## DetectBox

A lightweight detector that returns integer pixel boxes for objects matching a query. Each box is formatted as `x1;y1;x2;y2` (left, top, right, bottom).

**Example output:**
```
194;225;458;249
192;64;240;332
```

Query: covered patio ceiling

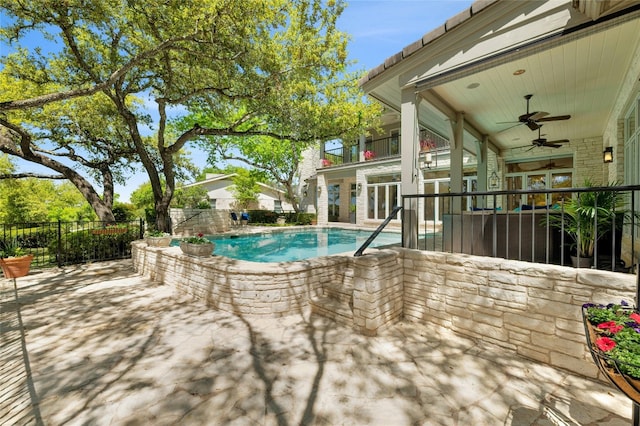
361;0;640;157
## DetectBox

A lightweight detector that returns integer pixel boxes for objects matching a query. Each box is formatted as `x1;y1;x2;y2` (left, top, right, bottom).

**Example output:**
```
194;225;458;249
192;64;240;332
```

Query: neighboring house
181;173;294;212
314;0;640;257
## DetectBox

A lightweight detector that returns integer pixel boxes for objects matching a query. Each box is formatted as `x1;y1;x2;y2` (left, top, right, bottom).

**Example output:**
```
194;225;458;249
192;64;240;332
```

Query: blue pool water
176;228;400;263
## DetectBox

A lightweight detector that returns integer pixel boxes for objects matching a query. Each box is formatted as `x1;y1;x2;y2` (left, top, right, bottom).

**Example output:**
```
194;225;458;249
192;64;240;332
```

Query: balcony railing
322;136;401;166
401;185;640;271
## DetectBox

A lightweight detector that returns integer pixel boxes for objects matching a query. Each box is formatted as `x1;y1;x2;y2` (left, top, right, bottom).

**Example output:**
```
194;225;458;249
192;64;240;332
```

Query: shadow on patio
0;260;632;425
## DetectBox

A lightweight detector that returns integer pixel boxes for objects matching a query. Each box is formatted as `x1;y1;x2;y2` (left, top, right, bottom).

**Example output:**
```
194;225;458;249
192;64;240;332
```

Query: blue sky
2;1;473;202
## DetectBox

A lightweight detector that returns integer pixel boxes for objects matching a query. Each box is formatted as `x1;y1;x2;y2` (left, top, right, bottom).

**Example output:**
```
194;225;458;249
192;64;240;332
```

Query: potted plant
582;300;640;404
0;238;34;279
179;233;215;257
363;150;375;160
547;180;627;267
145;229;172;247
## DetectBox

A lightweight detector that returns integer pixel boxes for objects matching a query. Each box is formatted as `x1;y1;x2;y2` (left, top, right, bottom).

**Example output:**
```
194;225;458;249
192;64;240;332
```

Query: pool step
310;295;353;328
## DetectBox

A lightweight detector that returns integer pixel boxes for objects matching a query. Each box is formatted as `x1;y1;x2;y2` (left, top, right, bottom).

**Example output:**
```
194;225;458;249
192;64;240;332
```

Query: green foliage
547;180;629;257
1;0;362;227
0;238;25;258
586;302;640;379
112;203;137;221
52;228;139;265
172;185;209;209
231;169;260;210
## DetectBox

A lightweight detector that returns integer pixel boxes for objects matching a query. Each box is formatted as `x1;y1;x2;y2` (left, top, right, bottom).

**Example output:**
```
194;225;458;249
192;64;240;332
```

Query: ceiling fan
528;126;570;149
499;94;571;131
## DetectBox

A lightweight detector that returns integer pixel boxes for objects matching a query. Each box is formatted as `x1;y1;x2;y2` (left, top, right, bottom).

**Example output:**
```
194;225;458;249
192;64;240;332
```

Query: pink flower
597;321;624;333
595;336;616;351
321;158;332;167
364;150;375;160
630;313;640;323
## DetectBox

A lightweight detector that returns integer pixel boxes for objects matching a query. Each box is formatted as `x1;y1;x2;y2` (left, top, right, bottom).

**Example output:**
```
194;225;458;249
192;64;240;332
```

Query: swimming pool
176;228;401;262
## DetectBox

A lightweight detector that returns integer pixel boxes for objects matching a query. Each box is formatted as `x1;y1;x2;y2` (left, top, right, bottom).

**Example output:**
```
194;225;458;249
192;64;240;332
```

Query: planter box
146;236;172;247
582;306;640;404
0;254;34;279
179;241;214;257
92;228;127;235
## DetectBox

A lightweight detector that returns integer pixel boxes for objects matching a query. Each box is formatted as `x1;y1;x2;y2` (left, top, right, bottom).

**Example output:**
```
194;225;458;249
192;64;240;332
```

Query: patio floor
0;260;633;425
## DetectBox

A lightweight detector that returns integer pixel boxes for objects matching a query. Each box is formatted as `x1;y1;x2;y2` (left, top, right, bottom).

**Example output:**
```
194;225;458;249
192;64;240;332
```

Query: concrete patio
0;260;633;425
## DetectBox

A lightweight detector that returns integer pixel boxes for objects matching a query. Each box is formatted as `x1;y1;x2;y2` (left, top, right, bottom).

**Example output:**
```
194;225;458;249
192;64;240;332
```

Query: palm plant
548;180;627;259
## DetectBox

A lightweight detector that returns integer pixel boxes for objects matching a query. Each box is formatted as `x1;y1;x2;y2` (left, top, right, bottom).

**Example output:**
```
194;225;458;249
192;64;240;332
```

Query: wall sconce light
357;183;362;191
303;191;308;198
420;152;433;169
603;146;614;163
317;186;321;195
489;171;499;189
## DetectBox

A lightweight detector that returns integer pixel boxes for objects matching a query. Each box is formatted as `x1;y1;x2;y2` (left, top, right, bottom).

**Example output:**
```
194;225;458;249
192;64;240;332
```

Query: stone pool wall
132;241;404;334
132;240;637;381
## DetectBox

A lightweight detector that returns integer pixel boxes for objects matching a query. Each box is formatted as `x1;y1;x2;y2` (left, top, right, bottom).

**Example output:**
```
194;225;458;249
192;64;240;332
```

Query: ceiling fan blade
544;144;563;148
528;111;549;121
545;139;569;144
537;114;571;122
497;123;522;133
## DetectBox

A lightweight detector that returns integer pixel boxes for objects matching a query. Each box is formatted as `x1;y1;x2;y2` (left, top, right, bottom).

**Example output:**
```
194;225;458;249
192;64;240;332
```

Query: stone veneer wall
399;247;636;381
170;208;231;235
132;241;405;335
132;240;637;380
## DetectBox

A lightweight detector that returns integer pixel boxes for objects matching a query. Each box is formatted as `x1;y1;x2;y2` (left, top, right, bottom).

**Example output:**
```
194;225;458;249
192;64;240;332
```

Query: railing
321;136;401;167
0;219;144;270
324;145;358;166
365;136;400;160
402;185;640;271
355;206;403;256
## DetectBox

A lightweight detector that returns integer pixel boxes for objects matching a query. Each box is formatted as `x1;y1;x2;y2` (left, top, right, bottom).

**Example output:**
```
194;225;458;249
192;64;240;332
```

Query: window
328;184;340;221
624;93;640;239
505;157;573;209
366;174;401;220
274;200;282;213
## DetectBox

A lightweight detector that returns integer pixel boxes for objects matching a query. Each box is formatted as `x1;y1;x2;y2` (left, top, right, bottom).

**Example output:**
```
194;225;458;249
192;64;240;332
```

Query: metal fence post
57;220;62;268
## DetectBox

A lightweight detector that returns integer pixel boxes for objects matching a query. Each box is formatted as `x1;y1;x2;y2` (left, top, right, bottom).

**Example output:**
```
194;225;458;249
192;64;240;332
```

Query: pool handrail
354;205;403;257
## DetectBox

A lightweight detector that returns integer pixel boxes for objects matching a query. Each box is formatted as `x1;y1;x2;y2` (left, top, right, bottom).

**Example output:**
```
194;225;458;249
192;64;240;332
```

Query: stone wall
400;248;636;380
170;208;231;235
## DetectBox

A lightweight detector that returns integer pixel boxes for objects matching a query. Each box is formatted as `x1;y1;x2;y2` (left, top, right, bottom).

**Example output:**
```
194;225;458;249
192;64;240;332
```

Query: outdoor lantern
603;146;614;163
489;171;499;189
357;183;362;191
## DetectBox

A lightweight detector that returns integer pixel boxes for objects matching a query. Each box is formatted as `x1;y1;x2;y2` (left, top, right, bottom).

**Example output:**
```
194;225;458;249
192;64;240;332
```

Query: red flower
197;233;204;238
597;321;623;333
630;313;640;323
596;337;616;351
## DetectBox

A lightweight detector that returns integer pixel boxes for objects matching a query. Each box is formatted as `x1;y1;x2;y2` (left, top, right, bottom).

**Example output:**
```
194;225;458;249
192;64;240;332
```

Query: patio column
476;135;489;207
449;112;464;213
400;86;419;249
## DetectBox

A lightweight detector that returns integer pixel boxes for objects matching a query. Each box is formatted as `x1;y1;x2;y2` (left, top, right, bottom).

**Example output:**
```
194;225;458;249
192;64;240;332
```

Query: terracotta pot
179;241;214;257
146;236;172;247
0;254;34;279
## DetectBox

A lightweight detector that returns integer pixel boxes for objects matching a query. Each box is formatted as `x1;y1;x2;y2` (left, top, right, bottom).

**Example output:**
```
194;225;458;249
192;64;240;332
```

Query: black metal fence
0;219;144;270
402;185;640;272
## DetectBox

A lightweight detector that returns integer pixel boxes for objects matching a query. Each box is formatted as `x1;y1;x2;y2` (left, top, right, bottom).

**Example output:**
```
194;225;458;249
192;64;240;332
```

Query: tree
1;0;376;231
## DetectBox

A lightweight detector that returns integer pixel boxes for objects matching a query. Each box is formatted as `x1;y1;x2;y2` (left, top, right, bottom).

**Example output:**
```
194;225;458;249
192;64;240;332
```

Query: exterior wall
572;136;606;185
